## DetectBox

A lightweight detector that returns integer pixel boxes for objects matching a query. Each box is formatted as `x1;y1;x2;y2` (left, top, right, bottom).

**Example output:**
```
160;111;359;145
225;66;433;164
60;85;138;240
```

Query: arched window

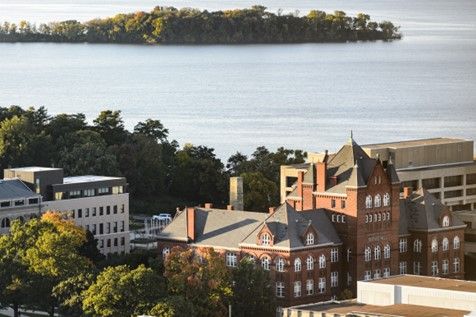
261;256;270;271
414;239;422;253
374;194;382;208
306;233;314;245
384;244;391;259
261;233;271;246
431;238;438;253
319;254;326;269
442;216;450;227
294;258;302;272
306;256;314;270
17;216;25;223
453;236;460;249
383;193;390;206
374;245;381;260
365;247;371;262
442;237;449;251
276;257;285;272
1;217;10;228
162;247;170;258
365;195;372;209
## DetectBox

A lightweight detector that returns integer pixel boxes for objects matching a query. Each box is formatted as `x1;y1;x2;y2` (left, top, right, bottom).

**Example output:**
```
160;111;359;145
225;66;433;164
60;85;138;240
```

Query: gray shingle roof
400;188;465;232
159;203;341;251
0;179;39;200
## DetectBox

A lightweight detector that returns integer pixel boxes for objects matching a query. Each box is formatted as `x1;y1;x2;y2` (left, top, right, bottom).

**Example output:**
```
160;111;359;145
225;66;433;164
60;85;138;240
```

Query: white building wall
358;280;476;311
42;193;130;254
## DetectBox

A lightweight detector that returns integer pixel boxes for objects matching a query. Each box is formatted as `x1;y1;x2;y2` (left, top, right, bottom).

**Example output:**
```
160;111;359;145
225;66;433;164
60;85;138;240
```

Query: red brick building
157;137;466;307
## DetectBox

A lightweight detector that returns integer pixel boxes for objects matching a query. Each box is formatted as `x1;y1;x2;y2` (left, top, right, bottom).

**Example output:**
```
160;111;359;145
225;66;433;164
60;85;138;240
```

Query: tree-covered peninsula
0;6;400;44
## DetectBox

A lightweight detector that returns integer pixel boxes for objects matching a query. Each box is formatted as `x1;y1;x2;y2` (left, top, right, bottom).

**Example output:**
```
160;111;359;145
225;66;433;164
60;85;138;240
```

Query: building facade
158;138;466;307
3;167;130;254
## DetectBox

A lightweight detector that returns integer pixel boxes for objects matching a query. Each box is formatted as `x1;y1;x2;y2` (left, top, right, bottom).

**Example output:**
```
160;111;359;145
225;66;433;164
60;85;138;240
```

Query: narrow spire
348;130;356;145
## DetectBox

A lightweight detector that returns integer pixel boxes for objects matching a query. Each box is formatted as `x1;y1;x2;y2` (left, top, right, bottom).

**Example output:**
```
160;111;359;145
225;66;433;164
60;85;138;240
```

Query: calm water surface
0;0;475;158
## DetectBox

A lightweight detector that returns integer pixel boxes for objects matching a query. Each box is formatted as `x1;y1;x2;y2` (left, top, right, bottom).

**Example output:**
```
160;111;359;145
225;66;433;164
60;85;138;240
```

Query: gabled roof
400;188;465;231
241;203;341;250
0;179;40;201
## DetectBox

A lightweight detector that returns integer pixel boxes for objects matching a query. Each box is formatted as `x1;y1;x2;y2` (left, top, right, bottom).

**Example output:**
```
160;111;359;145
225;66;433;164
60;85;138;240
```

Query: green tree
149;296;194;317
93;110;128;146
241;172;278;211
56;130;119;176
52;272;95;316
231;258;276;317
82;264;166;317
164;248;232;317
134;118;169;143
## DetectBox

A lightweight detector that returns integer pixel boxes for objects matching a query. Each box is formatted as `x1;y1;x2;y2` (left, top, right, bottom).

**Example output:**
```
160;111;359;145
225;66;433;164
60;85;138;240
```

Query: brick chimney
403;187;412;198
269;207;276;214
297;171;304;197
316;161;327;192
186;207;195;241
226;204;234;211
204;203;213;209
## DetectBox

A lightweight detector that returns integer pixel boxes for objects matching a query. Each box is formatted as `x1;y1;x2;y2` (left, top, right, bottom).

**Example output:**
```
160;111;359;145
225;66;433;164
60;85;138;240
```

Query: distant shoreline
0;6;401;45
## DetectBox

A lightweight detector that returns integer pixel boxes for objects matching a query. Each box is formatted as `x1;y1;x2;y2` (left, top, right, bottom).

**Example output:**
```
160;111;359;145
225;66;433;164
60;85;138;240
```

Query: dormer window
261;233;271;246
442;215;450;227
383;193;390;206
306;233;314;245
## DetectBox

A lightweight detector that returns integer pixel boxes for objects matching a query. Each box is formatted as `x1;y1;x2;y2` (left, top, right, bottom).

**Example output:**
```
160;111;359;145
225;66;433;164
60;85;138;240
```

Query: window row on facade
97;236;126;250
365;211;391;223
278;272;339;298
84;221;126;235
0;197;40;209
365;193;391;209
54;185;124;200
71;204;125;219
1;213;38;228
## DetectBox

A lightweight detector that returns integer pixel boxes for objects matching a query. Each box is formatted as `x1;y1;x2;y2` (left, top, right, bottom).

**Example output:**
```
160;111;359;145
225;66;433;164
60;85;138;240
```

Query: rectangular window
294;281;301;297
107;222;111;234
77;209;82;218
331;199;336;208
341;200;346;209
113;222;118;233
331;248;339;262
226;252;237;267
92;207;97;217
306;279;314;295
121;204;125;213
86;224;90;231
113;205;118;214
413;262;421;275
318;278;326;293
107;239;111;247
399;261;407;274
331;272;338;287
114;238;118;247
112;186;123;194
0;201;11;208
276;282;284;298
364;271;372;281
374;269;381;279
383;267;390;278
85;208;89;217
28;198;39;205
347;272;352;286
121;221;125;232
121;237;125;246
14;199;25;206
454;258;460;273
92;224;97;235
442;259;449;274
98;187;110;195
55;192;63;200
99;223;103;235
99;239;104;248
399;238;407;253
432;261;438;276
106;206;110;215
84;189;95;197
99;207;104;216
69;190;81;198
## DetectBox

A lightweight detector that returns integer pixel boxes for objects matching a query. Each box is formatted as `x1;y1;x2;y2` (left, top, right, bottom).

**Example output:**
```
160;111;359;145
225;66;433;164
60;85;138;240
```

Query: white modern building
3;167;130;254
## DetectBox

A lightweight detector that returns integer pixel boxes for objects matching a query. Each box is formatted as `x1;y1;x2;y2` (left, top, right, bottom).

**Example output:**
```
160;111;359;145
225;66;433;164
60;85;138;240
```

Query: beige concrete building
283;275;476;317
280;138;476;253
4;167;130;255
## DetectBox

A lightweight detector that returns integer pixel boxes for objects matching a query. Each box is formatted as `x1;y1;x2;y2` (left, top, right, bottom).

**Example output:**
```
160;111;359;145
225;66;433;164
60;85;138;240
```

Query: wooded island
0;6;400;44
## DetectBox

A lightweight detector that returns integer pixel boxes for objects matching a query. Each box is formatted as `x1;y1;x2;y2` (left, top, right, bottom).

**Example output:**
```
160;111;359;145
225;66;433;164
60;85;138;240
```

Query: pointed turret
386;155;400;184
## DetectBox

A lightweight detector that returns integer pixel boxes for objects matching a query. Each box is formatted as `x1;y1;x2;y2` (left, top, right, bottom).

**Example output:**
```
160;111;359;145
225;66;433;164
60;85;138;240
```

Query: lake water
0;0;475;159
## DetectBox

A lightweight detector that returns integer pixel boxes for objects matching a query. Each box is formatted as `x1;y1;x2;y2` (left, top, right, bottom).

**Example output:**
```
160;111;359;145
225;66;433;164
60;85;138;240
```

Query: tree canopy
0;6;401;44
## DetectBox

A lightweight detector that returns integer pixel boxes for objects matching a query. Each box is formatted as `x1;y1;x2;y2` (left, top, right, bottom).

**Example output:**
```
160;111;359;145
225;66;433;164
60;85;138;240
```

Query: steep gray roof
400;188;465;232
241;203;341;250
0;179;39;200
386;158;400;184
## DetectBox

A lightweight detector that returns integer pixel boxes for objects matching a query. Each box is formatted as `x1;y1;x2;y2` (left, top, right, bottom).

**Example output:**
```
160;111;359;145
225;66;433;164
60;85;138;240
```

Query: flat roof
370;275;476;293
363;137;469;149
293;301;469;317
63;175;123;184
6;166;62;172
